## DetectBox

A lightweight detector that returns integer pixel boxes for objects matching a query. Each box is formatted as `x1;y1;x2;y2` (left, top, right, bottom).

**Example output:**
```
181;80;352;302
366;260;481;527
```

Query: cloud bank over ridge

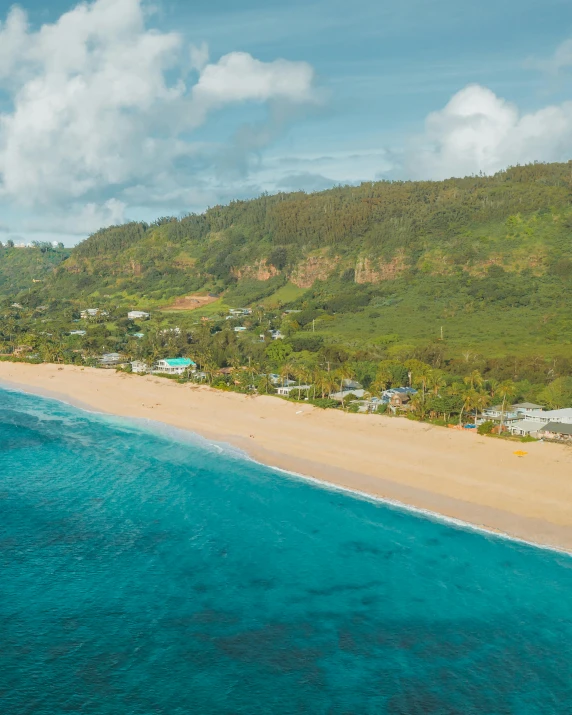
1;0;572;242
0;0;317;236
407;83;572;180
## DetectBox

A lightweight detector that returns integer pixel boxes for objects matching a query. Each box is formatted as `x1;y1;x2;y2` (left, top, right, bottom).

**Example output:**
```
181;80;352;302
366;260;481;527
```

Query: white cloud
526;37;572;75
22;199;127;236
407;84;572;179
193;52;316;109
0;0;317;234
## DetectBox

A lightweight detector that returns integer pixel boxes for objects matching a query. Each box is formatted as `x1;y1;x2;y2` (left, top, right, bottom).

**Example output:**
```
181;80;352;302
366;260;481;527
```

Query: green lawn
260;282;307;308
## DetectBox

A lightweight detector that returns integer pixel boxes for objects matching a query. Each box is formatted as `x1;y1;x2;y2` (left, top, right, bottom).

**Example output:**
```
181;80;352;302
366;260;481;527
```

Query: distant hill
0;244;70;299
8;161;572;358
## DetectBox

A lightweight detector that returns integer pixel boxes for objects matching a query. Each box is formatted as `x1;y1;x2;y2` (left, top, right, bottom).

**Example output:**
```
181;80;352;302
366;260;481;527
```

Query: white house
508;420;542;437
128;310;150;320
481;405;519;421
81;308;108;319
234;326;248;333
153;357;196;375
527;408;572;425
329;379;365;401
276;384;312;396
330;388;366;401
131;360;149;374
512;402;544;416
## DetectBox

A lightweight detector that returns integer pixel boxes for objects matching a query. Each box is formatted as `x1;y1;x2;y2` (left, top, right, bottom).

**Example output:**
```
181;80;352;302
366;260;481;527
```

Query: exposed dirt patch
232;260;280;281
354;252;407;283
162;294;219;311
290;251;340;288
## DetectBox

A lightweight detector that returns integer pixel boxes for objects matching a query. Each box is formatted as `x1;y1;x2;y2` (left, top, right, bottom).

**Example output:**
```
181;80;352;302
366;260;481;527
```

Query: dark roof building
539;422;572;438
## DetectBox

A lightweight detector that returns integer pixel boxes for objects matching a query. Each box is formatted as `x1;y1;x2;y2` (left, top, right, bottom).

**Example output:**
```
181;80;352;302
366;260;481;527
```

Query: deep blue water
1;388;572;714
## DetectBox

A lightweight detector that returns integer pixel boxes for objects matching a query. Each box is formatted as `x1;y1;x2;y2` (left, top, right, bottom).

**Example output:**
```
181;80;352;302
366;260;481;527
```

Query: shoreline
2;362;572;553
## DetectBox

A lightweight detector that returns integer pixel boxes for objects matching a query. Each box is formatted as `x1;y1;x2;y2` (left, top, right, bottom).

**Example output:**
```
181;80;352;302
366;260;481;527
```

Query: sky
1;0;572;245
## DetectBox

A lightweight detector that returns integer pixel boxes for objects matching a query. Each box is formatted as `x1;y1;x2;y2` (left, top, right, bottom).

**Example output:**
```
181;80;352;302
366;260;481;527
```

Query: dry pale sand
2;362;572;552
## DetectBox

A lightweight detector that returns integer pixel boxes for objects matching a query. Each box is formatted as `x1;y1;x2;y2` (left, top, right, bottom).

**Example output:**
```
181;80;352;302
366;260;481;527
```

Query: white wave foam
241;456;572;558
2;381;569;557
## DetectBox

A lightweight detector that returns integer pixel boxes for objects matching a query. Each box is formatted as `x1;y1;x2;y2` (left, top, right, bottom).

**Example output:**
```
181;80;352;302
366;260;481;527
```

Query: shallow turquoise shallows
1;387;572;714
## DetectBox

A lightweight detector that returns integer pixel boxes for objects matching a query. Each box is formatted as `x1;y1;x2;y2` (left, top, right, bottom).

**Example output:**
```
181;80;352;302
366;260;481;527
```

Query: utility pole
440;325;444;340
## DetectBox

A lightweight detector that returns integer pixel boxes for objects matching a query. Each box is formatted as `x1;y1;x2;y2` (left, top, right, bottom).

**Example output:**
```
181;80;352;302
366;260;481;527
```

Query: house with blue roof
153;357;196;375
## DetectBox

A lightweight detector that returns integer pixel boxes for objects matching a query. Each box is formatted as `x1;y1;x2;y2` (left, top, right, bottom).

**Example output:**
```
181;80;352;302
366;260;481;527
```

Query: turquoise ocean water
1;386;572;714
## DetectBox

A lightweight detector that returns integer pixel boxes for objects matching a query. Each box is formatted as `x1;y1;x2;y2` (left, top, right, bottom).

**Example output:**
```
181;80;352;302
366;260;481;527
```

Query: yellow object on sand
514;451;528;457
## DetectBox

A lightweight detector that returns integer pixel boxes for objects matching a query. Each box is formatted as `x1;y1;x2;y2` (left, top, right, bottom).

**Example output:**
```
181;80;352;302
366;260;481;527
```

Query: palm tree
464;370;484;390
230;353;242;371
372;363;393;393
496;380;517;431
459;388;479;427
258;372;274;394
405;359;432;399
248;359;260;388
486;378;499;400
410;391;428;420
427;370;447;396
203;359;218;385
316;370;337;399
336;363;355;397
280;362;296;387
473;391;491;425
293;365;311;399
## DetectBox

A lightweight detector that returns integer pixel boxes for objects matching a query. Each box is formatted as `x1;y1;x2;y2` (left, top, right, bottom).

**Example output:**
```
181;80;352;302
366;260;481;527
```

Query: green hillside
0;244;70;299
6;161;572;360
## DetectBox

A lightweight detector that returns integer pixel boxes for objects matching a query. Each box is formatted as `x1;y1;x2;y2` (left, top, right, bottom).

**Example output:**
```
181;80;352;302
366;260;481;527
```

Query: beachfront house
512;402;544;416
269;374;297;387
350;397;385;413
153;357;196;375
128;310;150;320
329;379;366;402
526;408;572;425
330;388;366;401
482;402;545;423
481;404;520;422
131;361;149;374
538;422;572;441
99;352;123;368
276;384;312;397
508;420;542;438
379;387;417;404
389;392;412;410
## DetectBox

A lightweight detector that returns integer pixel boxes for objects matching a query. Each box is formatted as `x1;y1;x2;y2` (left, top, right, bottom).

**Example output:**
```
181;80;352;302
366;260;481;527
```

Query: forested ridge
3;161;572;359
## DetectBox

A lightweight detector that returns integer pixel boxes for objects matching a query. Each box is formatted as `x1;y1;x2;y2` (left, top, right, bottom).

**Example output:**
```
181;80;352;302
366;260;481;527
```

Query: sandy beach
1;361;572;552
